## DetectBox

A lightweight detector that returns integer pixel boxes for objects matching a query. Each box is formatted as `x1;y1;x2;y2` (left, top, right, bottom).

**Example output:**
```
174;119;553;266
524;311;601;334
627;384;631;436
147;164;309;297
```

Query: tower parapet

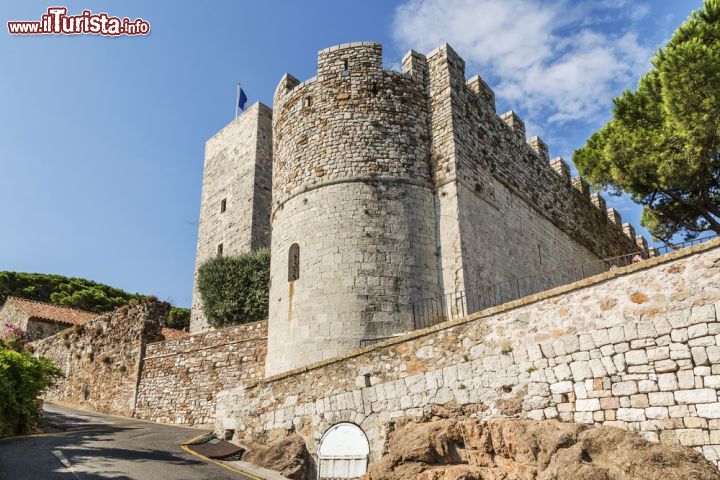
590;192;606;212
607;208;623;227
571;177;590;198
622;223;636;240
500;111;525;140
635;235;649;251
527;136;549;161
550;157;571;185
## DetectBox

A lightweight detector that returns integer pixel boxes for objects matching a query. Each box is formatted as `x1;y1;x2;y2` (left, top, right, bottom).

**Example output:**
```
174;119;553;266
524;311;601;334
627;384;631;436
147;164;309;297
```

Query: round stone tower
265;42;440;376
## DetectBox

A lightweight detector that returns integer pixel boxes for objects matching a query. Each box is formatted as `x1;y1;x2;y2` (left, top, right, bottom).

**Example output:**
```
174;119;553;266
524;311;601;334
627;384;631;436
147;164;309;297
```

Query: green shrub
197;248;270;328
0;341;62;437
167;307;191;330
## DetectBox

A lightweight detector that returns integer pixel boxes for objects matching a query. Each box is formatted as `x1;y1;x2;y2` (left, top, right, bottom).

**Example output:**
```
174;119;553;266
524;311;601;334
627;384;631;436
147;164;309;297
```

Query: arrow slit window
289;243;300;281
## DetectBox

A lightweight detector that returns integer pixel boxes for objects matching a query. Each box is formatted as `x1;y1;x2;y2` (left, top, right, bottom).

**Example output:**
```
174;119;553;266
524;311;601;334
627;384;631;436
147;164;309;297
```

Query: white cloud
392;0;652;127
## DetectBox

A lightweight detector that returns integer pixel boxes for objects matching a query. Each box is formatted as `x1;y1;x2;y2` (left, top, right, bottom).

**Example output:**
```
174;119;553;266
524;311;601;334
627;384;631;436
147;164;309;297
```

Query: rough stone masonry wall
31;301;167;417
216;240;720;468
190;102;273;333
134;320;267;425
266;42;440;376
422;44;638;294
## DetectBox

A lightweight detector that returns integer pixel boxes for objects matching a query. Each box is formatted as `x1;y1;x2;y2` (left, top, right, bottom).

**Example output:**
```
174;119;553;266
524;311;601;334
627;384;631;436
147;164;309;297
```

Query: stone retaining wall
134;320;267;425
31;301;167;416
215;239;720;467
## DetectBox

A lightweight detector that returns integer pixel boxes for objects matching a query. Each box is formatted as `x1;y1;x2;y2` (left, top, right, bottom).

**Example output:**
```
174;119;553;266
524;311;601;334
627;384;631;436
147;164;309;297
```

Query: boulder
243;434;311;480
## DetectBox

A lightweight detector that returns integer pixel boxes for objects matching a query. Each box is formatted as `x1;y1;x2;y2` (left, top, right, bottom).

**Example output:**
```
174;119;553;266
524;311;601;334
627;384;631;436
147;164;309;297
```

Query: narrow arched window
288;243;300;281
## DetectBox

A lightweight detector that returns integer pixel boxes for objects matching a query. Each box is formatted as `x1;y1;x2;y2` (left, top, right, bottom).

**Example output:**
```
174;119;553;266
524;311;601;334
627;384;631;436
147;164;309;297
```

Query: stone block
574;411;594;424
617;408;646;422
647;347;670;362
576;398;601;412
630;394;649;408
600;397;620;410
705;375;720;389
570;361;592;381
553;363;572;381
692;347;709;366
648;392;675;407
645;407;669;420
658;373;679;391
638;379;658;393
677;370;696;389
588;359;607;378
696;402;720;419
655;359;678;373
669;405;690;417
676;429;709;447
612;381;638;396
674;388;717;404
707;346;720;364
689;323;709;339
550;381;573;394
625;350;648;366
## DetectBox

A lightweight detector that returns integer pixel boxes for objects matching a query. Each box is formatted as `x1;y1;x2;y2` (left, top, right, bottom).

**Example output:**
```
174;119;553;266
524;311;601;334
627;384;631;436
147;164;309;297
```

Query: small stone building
0;297;98;341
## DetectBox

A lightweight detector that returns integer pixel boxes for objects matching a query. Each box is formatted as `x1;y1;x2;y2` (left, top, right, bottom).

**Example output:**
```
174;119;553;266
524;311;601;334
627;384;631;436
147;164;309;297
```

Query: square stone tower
190;102;273;333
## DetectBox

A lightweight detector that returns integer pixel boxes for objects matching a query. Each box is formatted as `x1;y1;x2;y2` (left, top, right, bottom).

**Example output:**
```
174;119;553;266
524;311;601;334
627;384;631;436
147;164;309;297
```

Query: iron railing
412;235;717;330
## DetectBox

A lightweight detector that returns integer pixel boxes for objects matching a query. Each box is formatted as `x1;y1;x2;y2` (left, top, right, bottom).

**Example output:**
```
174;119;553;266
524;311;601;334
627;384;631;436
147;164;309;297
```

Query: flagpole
235;83;241;119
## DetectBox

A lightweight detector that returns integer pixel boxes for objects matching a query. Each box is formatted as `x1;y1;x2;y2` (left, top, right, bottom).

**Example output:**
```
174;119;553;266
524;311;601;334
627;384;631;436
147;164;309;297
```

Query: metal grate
413;235;717;331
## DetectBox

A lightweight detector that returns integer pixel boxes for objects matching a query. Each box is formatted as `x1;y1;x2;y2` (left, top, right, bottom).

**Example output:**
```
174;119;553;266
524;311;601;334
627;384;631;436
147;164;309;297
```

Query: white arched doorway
317;423;370;479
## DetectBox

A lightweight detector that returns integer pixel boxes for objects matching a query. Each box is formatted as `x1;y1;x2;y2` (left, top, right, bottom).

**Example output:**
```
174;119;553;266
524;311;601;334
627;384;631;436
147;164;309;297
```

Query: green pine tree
574;0;720;243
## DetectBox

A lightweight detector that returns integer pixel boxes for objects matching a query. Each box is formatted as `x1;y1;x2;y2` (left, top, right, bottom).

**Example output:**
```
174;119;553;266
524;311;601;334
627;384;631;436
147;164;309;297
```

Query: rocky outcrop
364;417;720;480
243;434;311;480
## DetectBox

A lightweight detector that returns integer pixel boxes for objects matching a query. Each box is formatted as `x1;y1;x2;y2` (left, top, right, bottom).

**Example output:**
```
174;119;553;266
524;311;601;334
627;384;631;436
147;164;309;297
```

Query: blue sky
0;0;704;307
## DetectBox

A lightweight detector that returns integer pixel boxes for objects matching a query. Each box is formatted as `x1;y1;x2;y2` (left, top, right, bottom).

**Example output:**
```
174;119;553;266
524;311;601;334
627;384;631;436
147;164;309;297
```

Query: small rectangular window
342;59;349;76
217;243;224;256
220;199;227;213
288;243;300;281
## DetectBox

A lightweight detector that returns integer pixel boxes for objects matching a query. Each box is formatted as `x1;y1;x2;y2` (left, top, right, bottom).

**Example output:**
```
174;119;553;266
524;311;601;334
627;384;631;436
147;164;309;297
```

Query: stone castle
190;42;643;376
24;41;720;477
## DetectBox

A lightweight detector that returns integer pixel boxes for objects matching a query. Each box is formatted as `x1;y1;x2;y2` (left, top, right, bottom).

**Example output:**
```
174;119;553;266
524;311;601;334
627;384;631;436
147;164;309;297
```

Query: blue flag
238;88;248;111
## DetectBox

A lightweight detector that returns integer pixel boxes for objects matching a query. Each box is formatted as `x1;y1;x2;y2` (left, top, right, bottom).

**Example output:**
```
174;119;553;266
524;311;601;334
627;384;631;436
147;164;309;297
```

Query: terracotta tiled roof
161;327;188;341
3;297;98;325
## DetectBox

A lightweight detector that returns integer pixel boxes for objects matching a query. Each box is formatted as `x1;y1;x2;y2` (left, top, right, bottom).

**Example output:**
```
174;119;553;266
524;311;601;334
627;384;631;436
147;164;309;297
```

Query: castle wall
31;302;167;417
216;240;720;468
266;43;440;376
190;102;273;333
425;44;638;293
134;320;267;425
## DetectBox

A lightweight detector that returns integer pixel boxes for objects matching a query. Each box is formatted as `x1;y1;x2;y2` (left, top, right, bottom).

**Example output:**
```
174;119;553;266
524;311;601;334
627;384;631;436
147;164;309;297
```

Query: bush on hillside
197;248;270;328
0;339;62;437
167;307;191;330
0;271;143;313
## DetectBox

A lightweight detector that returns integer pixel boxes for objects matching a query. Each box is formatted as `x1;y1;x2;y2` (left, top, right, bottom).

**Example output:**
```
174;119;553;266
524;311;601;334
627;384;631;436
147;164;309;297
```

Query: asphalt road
0;403;252;480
